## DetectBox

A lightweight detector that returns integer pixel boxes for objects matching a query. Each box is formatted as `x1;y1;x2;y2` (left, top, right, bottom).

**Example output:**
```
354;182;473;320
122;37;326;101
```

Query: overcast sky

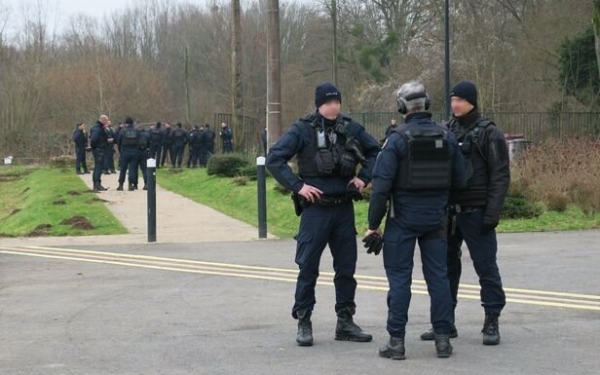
1;0;315;37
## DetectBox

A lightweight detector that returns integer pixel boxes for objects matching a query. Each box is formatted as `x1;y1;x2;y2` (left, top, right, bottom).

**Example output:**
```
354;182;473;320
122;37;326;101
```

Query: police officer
161;122;173;167
366;82;467;360
90;115;110;192
384;118;398;139
201;124;216;166
136;123;150;190
420;81;510;346
103;121;116;174
220;122;233;153
149;121;164;165
73;123;89;174
266;82;380;347
116;117;140;191
171;122;187;168
187;125;203;168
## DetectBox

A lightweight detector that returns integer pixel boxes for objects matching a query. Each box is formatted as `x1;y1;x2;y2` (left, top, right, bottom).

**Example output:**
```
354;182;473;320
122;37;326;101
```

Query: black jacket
450;111;510;223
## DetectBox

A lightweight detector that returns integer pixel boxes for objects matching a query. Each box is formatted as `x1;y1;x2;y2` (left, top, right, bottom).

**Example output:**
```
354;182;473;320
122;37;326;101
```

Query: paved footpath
0;171;273;248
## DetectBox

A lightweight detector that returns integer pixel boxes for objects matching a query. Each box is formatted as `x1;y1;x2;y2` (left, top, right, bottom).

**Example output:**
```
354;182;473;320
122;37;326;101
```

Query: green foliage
502;195;543;220
206;153;251;177
0;167;126;237
558;27;600;107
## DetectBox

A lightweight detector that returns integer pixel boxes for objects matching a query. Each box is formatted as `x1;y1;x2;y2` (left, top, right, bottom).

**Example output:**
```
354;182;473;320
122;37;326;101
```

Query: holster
292;192;303;217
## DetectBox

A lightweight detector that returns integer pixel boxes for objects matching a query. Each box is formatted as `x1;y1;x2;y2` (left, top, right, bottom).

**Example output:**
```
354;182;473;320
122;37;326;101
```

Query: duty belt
452;204;485;214
312;195;349;207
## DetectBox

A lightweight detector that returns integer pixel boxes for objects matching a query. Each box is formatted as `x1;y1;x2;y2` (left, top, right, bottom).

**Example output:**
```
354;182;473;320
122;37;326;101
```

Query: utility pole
267;0;282;146
444;0;451;121
331;0;338;85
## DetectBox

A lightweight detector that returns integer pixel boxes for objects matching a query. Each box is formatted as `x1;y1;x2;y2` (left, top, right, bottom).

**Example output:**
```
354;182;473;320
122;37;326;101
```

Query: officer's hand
298;184;323;203
365;228;382;237
362;229;384;256
481;215;499;234
349;177;366;192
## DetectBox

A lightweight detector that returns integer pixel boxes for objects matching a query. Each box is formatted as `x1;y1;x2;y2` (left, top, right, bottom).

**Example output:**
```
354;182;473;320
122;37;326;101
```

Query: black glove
346;182;364;202
362;233;384;255
481;210;500;234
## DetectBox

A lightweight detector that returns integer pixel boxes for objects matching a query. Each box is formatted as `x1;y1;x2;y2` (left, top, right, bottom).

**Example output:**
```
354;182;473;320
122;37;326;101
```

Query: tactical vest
121;127;139;147
151;129;162;142
450;117;494;204
393;123;452;190
173;128;185;140
192;132;203;147
138;131;149;149
296;115;360;178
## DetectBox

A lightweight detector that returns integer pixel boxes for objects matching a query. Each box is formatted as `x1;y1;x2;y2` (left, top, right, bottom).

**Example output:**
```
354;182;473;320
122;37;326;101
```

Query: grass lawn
0;167;127;237
158;168;600;238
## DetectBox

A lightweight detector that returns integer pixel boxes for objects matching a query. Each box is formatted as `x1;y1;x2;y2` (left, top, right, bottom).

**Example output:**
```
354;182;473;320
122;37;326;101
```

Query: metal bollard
257;156;267;239
147;158;157;243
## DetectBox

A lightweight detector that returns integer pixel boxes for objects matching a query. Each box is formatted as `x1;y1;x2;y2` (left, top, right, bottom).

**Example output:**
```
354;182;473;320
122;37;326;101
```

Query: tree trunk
267;0;281;146
231;0;244;145
594;0;600;79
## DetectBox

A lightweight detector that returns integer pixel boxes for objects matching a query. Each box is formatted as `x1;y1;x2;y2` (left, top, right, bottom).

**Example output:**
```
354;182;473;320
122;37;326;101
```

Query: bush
207;154;251;177
232;176;249;186
502;195;543;219
49;155;75;168
274;181;291;195
238;165;258;180
513;138;600;215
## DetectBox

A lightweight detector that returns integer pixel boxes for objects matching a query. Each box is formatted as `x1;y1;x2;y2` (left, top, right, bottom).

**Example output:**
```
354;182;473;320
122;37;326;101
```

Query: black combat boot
434;334;453;358
482;312;500;345
117;183;124;191
296;310;313;347
379;337;405;360
128;183;135;191
142;184;147;190
335;307;372;342
420;324;458;341
93;183;107;192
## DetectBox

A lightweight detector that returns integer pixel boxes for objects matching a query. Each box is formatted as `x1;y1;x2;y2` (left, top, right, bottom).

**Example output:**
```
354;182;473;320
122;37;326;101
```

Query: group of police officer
76;118;235;192
266;80;510;360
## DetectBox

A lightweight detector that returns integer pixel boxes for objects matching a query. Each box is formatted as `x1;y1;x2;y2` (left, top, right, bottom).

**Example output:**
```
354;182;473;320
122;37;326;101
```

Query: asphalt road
1;230;599;375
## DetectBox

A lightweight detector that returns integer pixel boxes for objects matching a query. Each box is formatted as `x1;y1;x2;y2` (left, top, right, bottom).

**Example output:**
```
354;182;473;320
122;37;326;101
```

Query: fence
2;112;599;164
213;113;265;156
350;112;600;143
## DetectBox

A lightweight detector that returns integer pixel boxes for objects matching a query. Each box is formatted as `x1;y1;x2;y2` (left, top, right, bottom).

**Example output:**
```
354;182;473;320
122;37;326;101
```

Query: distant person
90;115;110;192
73;123;89;175
116;117;140;191
220;122;233;153
161;122;174;167
171;122;187;168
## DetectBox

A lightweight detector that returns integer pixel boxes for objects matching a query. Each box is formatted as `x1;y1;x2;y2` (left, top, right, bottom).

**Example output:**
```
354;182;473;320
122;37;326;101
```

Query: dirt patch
29;224;52;237
82;189;95;194
53;199;67;205
67;190;81;196
88;197;108;203
60;216;95;230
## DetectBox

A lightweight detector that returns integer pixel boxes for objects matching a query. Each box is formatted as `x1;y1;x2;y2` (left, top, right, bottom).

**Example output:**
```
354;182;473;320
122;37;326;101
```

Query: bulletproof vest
297;115;360;178
394;123;452;190
121;127;139;147
173;128;185;140
192;132;203;147
451;117;493;199
151;129;162;142
138;131;149;149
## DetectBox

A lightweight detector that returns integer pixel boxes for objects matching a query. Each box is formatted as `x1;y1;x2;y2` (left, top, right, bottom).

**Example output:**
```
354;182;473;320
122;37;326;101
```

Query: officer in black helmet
366;81;467;360
420;81;510;346
266;82;380;347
